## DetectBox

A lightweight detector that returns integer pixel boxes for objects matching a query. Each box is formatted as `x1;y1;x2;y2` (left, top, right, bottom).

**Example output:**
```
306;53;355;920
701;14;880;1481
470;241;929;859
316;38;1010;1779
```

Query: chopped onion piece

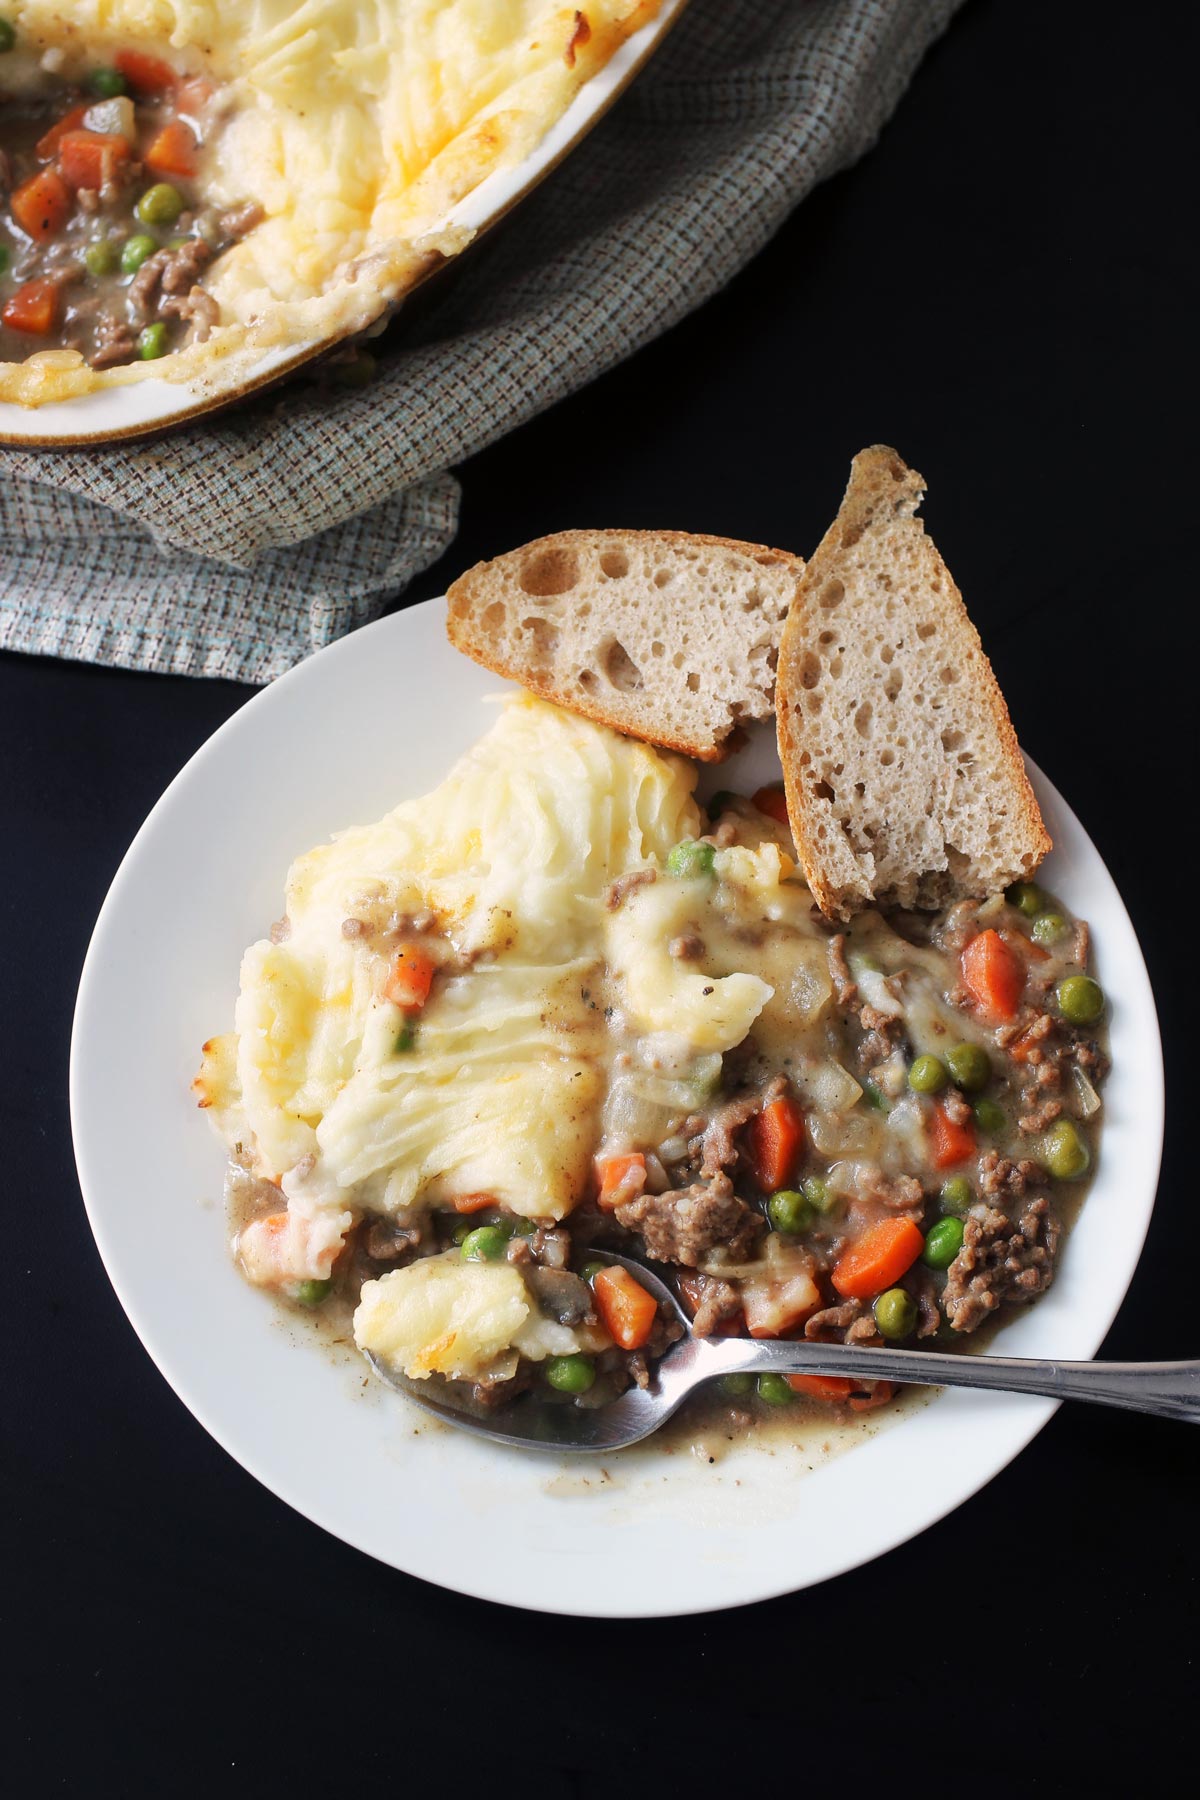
1071;1065;1102;1118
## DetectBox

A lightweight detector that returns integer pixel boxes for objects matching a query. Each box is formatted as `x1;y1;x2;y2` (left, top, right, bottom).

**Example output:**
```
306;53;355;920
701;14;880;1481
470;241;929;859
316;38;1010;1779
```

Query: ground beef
615;1173;765;1265
941;1086;974;1128
846;1314;883;1344
857;1005;905;1074
859;1166;925;1213
906;1267;942;1338
936;900;982;954
127;238;214;326
470;1368;534;1410
529;1226;571;1269
827;933;857;1005
683;1272;742;1337
364;1213;426;1261
698;1074;787;1179
978;1150;1044;1201
218;200;266;237
1018;1098;1063;1133
160;283;220;341
804;1297;863;1340
942;1197;1060;1332
89;317;138;369
604;868;655;910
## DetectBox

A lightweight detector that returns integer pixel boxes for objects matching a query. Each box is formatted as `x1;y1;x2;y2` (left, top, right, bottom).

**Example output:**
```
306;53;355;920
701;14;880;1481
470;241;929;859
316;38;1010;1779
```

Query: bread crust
447;528;806;762
777;447;1051;918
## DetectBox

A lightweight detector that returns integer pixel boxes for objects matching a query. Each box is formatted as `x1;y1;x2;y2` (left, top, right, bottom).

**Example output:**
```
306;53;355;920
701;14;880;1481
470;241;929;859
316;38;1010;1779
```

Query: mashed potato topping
0;1;663;403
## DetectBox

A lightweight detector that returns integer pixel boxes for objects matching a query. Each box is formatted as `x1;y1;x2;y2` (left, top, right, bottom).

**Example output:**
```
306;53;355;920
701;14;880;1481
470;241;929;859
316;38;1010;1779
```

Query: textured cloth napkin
0;0;962;684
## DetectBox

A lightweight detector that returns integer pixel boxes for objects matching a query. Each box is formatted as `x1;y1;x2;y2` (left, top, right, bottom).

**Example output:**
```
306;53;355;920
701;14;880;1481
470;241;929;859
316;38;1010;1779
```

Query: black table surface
7;2;1196;1791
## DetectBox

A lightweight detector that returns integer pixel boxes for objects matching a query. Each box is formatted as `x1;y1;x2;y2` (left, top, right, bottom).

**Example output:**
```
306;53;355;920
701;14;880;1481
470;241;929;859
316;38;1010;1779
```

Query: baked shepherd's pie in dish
0;0;669;409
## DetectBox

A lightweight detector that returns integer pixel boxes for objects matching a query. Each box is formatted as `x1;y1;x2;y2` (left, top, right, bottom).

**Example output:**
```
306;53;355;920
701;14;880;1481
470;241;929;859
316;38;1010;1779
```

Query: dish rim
69;596;1165;1616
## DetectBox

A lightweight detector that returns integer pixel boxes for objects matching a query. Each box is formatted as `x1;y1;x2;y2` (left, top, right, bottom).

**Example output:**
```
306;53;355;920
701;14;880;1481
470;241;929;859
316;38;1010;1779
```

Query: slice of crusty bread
777;446;1050;918
446;529;806;761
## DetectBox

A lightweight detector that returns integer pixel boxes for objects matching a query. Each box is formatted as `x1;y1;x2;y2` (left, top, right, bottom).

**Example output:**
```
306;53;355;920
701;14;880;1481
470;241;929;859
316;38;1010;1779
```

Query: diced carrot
596;1152;646;1211
849;1380;896;1413
961;928;1025;1023
9;169;71;241
752;783;791;827
593;1265;658;1351
832;1217;924;1300
742;1264;821;1337
928;1098;977;1169
35;104;89;160
145;117;198;177
451;1192;496;1215
58;130;131;192
382;943;435;1009
744;1093;805;1192
115;48;179;95
785;1373;855;1402
2;279;61;335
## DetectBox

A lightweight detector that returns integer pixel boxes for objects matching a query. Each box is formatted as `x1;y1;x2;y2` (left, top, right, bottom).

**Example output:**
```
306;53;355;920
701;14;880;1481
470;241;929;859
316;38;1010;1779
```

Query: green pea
449;1219;474;1245
393;1021;417;1053
460;1225;510;1262
973;1097;1007;1135
719;1372;755;1397
581;1259;607;1284
922;1216;966;1269
544;1354;596;1395
87;67;127;97
293;1278;332;1307
136;183;185;227
666;839;716;880
1032;912;1068;946
1056;975;1104;1026
84;239;120;277
1042;1118;1090;1180
0;20;15;54
756;1373;794;1407
707;790;739;816
510;1216;538;1237
137;322;170;361
801;1175;837;1215
767;1189;814;1235
945;1042;990;1092
862;1079;890;1114
873;1288;917;1341
940;1175;973;1212
0;244;9;278
1005;881;1044;918
120;234;158;274
908;1054;948;1095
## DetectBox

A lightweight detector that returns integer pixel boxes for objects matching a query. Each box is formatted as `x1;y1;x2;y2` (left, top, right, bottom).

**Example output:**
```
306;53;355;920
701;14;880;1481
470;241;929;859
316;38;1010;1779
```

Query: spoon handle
708;1339;1200;1423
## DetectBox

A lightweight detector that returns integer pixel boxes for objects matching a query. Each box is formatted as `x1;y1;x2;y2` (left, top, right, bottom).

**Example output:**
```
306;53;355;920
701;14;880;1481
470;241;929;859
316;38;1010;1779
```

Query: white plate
0;0;687;445
70;598;1164;1617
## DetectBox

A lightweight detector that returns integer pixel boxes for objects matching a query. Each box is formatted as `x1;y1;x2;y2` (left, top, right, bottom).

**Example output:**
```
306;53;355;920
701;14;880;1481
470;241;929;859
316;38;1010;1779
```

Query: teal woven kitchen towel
0;0;963;684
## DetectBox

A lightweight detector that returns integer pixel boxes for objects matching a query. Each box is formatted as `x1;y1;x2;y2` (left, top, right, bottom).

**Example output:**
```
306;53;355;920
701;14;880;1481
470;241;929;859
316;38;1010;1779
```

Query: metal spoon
364;1251;1200;1451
